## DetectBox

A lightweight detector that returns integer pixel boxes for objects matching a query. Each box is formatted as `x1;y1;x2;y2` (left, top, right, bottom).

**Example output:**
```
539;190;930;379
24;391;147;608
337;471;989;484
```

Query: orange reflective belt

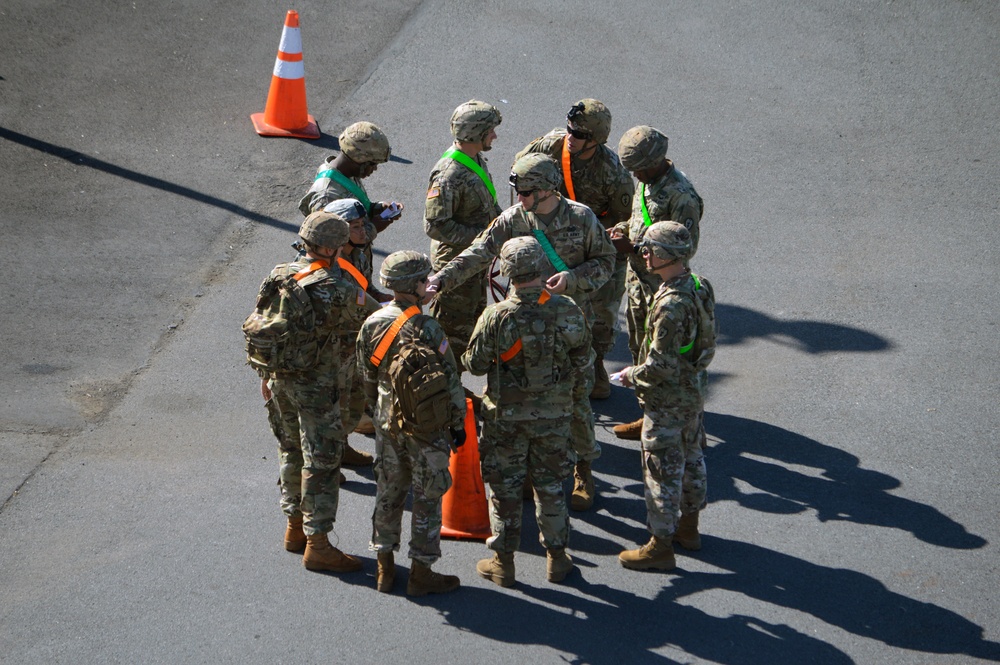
293;259;330;281
500;338;522;362
336;257;369;291
370;305;420;367
561;138;576;202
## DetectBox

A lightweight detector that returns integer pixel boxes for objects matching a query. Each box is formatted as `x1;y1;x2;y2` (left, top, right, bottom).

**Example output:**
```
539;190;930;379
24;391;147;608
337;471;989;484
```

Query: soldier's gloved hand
450;427;466;450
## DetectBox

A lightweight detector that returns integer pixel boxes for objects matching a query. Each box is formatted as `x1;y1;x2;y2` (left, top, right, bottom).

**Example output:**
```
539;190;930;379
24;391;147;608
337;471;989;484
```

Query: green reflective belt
316;169;372;212
640;183;653;227
532;229;569;272
442;149;496;202
677;275;702;354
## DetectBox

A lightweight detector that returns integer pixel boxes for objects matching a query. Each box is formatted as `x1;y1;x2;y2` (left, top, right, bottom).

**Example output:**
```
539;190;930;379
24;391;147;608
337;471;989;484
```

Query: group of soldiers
249;97;715;596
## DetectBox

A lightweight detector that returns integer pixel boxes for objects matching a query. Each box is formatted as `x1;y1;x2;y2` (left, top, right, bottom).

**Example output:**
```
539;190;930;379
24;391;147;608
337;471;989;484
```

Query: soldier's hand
546;272;569;294
450;426;466;450
611;234;634;254
424;275;441;303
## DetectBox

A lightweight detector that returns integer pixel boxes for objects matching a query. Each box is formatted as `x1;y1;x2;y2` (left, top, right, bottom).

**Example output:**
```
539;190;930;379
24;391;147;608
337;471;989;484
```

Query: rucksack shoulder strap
370;305;421;367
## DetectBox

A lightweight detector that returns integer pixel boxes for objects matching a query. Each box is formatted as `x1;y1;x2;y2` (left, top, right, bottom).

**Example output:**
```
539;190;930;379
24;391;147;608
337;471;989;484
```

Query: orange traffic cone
441;398;492;541
250;10;320;139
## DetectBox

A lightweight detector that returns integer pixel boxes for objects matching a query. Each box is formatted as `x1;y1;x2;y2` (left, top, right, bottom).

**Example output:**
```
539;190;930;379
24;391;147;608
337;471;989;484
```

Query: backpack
676;273;717;372
242;262;331;374
386;315;454;439
498;298;562;393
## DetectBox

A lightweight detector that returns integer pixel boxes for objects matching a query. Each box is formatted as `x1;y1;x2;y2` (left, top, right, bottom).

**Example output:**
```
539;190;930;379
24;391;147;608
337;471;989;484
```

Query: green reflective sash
640;183;653;227
532;229;569;273
442;149;496;202
646;273;702;354
316;169;372;212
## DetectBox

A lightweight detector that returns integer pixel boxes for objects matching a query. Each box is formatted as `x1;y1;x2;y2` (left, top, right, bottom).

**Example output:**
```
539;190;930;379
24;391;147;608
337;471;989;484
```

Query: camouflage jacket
257;256;374;383
298;155;380;248
423;147;503;269
625;271;707;409
463;285;591;421
516;129;634;229
615;161;703;294
356;301;466;433
436;197;616;308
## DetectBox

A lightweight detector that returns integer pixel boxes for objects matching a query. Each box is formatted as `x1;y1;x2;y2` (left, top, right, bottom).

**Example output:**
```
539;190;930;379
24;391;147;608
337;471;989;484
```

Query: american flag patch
356;288;366;306
427;187;440;199
438;338;449;355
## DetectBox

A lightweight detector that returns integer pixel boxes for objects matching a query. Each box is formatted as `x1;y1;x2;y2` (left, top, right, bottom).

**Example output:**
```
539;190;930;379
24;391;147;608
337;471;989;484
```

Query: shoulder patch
427;186;441;199
438;338;450;355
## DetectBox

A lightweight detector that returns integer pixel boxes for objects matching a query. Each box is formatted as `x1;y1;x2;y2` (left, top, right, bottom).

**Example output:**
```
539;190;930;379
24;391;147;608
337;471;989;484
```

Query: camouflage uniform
623;270;710;538
435;196;614;463
258;258;372;536
335;248;381;432
357;301;466;565
423;151;503;367
463;281;590;553
616;161;703;364
516;129;633;357
299;161;379;265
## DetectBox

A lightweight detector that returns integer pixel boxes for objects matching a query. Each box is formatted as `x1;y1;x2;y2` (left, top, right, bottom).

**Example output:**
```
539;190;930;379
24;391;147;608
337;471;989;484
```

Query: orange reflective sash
336;257;369;291
500;338;522;362
561;138;576;202
293;259;330;281
538;289;551;304
370;305;420;367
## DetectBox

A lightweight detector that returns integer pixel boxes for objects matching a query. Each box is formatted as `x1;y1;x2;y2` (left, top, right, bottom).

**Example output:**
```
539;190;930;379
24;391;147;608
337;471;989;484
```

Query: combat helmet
323;198;367;222
339;121;391;164
618;125;669;171
450;100;503;143
499;236;545;283
299;211;350;250
566;98;612;144
637;221;692;262
380;250;432;293
509;153;563;192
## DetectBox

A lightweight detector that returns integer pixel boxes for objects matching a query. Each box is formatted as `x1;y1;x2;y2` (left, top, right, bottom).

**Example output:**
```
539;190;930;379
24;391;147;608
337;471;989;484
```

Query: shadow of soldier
706;412;987;549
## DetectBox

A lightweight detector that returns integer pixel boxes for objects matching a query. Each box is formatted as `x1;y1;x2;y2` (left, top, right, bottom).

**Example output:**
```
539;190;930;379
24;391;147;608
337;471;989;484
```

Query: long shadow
715;303;892;354
1;126;298;231
707;413;986;549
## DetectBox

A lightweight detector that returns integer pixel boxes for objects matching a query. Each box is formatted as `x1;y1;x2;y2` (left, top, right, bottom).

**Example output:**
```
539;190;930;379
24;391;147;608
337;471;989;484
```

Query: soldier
610;126;704;441
357;251;466;596
426;153;615;512
253;212;374;573
514;99;634;399
613;222;715;571
464;237;591;587
424;100;504;374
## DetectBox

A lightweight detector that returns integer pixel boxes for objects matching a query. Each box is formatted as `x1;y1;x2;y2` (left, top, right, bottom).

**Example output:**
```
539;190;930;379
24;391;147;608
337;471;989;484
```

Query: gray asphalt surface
2;1;998;663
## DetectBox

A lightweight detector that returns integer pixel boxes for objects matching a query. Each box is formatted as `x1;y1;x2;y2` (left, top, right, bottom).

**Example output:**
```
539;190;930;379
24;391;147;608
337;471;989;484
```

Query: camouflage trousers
370;427;453;565
590;254;627;358
640;407;708;539
337;335;366;432
480;417;575;553
429;271;487;372
625;278;652;366
571;351;601;462
267;376;345;536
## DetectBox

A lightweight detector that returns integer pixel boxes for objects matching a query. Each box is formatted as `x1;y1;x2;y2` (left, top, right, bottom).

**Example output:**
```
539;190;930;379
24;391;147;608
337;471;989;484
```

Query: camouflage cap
499;236;545;283
639;221;692;262
566;98;612;144
339;121;391;164
450;100;502;143
509;153;562;192
323;198;367;222
618;125;669;171
379;250;432;292
299;211;350;249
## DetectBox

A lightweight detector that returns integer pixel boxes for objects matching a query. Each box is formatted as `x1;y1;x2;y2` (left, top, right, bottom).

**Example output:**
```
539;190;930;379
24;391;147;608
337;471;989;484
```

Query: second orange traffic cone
441;398;492;541
250;10;320;139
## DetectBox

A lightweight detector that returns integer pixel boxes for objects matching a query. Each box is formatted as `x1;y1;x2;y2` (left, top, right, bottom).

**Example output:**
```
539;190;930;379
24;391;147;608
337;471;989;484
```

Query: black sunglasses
516;189;535;198
566;125;592;140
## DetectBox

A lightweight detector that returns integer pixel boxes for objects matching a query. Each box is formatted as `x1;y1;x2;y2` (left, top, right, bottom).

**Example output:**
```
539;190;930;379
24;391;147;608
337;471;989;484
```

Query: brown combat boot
376;551;395;593
618;536;676;571
302;533;363;573
406;561;460;597
353;413;376;435
342;444;374;467
590;358;611;399
284;515;306;553
476;552;515;587
546;548;574;583
612;418;644;440
673;512;702;551
570;460;595;511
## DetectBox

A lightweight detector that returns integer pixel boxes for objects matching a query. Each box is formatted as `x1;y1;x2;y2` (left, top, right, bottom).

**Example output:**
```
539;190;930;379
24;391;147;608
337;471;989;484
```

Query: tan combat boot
353;413;376;435
406;561;460;597
618;536;676;571
546;548;574;583
376;551;395;593
476;552;515;587
284;515;306;553
302;533;363;573
342;444;374;467
570;460;595;511
590;357;611;399
612;418;644;440
673;512;702;551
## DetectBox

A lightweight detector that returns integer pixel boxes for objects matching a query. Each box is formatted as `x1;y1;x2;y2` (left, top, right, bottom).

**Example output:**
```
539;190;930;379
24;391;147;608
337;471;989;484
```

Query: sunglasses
566;125;592;141
516;189;536;198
